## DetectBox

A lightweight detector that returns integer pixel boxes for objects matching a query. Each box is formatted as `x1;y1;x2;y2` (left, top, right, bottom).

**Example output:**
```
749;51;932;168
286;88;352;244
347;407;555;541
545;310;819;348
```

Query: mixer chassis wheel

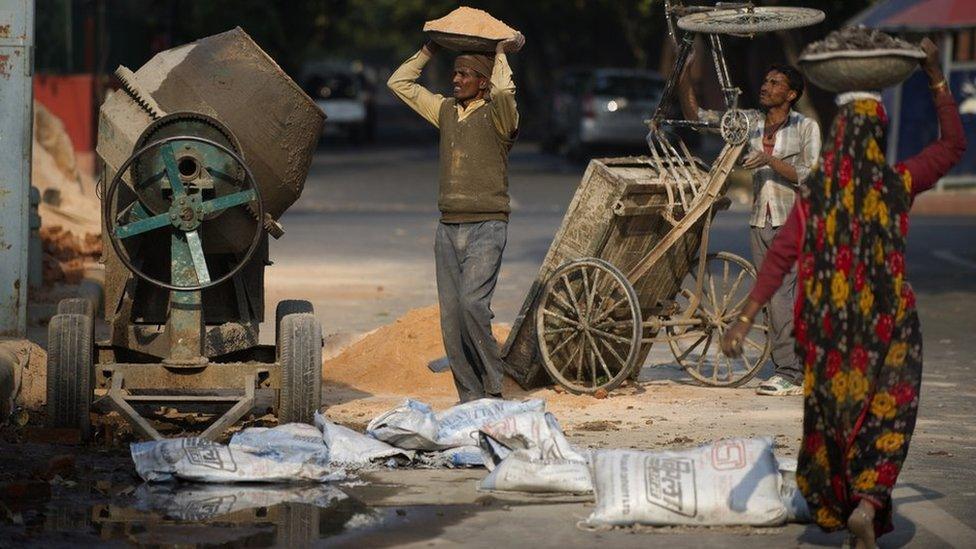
276;300;314;353
278;313;323;424
46;313;94;440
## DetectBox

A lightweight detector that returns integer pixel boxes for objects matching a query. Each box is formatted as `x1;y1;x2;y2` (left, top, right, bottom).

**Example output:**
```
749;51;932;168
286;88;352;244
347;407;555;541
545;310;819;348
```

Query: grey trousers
750;223;802;384
435;220;507;402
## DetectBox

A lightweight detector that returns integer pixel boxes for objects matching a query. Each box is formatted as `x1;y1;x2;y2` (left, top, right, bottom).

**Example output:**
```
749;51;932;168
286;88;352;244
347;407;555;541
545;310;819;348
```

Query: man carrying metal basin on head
387;15;525;403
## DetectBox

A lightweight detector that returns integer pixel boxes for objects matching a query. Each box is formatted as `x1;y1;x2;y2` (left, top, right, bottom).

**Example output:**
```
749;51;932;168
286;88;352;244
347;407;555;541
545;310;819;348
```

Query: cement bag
435;398;545;448
315;412;414;467
367;398;545;451
477;411;585;469
477;411;591;494
585;438;788;527
480;454;593;494
134;483;348;521
131;425;344;483
775;456;811;523
366;399;442;450
419;445;485;468
230;422;329;459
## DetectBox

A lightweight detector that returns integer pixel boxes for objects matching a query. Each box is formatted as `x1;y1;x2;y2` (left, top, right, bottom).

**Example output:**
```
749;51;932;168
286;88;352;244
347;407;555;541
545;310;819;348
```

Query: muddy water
3;478;481;547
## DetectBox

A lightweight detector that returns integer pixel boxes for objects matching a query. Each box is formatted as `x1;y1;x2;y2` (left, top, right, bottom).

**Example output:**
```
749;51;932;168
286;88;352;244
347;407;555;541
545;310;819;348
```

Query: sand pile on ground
32;102;102;284
424;6;516;39
323;305;512;398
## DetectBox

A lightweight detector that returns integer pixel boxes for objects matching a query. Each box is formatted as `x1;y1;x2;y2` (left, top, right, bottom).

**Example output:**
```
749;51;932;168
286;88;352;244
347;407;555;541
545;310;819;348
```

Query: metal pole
64;0;72;72
0;0;35;337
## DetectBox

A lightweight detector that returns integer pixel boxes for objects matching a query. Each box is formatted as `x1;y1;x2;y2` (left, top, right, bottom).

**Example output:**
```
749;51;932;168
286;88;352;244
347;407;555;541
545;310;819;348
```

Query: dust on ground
322;305;804;454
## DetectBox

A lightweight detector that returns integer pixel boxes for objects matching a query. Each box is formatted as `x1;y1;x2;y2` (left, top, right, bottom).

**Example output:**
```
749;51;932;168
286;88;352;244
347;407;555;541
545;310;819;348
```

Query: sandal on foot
756;375;803;396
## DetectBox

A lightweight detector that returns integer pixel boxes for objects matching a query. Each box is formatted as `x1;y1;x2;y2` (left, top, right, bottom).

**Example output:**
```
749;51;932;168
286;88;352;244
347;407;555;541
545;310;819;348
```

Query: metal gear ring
720;109;750;145
104;135;264;292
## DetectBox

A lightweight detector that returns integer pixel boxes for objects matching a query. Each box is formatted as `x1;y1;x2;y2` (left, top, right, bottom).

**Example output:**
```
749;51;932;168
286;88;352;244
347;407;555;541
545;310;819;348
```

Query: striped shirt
701;108;821;227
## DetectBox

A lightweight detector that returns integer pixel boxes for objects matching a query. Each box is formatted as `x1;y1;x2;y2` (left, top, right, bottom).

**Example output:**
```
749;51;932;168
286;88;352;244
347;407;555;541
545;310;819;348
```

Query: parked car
302;63;376;143
544;68;665;159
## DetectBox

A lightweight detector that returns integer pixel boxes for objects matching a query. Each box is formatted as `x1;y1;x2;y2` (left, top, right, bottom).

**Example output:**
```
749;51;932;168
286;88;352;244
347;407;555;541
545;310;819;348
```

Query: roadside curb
912;191;976;216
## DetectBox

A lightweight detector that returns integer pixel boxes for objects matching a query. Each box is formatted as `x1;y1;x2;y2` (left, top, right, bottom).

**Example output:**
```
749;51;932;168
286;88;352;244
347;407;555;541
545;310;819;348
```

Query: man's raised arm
489;32;525;139
387;42;447;128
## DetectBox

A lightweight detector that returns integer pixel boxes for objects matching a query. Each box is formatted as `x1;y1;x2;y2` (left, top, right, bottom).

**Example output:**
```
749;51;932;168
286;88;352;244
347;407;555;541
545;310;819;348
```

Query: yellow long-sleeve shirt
387;49;519;138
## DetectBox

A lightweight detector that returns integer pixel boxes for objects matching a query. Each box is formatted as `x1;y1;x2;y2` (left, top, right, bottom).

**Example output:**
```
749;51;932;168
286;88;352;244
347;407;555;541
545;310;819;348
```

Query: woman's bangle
737;314;753;325
929;79;948;92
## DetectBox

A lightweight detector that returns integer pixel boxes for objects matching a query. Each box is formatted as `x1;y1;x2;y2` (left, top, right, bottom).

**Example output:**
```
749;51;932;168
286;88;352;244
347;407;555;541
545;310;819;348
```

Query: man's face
759;70;797;109
452;67;487;102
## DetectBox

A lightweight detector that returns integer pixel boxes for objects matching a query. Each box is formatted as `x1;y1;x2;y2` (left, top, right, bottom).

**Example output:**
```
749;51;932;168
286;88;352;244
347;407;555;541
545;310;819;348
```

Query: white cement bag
315;412;414;466
367;398;546;451
435;399;546;448
230;423;328;460
585;438;788;527
477;411;586;469
775;456;811;523
131;425;345;483
477;412;592;494
419;445;485;468
366;399;443;450
480;454;593;494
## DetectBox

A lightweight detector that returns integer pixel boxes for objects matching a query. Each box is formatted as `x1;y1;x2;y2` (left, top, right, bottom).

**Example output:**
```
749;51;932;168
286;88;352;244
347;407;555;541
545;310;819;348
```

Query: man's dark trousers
435;220;507;402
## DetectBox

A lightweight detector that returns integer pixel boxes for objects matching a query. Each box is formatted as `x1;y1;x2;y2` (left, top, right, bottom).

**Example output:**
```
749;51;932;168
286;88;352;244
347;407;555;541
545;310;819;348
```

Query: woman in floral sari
722;38;965;548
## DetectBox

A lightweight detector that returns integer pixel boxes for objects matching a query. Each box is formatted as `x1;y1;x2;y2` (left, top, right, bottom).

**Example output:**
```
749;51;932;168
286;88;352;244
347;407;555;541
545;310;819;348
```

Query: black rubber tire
276;300;314;354
57;297;94;317
278;313;322;424
276;300;314;333
46;313;94;439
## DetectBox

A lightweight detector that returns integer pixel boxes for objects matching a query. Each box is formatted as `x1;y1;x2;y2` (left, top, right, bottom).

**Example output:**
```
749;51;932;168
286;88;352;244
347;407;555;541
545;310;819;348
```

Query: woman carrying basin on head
721;37;965;548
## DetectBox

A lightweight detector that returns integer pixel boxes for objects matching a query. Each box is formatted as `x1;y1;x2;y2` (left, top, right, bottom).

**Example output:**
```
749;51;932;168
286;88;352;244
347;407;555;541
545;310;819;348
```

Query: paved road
270;143;976;547
6;143;973;547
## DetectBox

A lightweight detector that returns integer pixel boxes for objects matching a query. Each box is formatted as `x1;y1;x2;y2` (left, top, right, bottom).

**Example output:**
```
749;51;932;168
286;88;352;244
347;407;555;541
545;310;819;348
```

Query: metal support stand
100;370;256;441
166;234;206;365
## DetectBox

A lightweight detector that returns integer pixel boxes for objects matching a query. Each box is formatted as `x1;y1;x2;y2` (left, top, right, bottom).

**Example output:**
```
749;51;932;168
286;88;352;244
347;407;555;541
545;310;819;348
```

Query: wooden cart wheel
666;252;770;387
536;258;642;394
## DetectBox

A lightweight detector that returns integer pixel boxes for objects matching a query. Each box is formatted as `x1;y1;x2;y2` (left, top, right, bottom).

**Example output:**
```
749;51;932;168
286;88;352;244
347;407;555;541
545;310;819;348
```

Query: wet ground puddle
3;482;480;547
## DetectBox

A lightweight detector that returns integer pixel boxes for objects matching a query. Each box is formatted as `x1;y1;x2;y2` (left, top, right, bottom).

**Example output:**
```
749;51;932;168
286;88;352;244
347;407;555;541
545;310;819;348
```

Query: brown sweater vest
437;99;513;223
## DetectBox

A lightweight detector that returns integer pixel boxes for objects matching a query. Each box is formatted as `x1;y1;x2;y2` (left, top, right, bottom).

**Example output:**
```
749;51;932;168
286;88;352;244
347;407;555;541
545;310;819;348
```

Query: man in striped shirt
680;62;821;396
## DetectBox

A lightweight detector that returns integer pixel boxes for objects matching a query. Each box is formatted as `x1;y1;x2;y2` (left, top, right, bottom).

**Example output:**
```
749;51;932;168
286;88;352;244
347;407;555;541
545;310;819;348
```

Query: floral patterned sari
794;99;921;537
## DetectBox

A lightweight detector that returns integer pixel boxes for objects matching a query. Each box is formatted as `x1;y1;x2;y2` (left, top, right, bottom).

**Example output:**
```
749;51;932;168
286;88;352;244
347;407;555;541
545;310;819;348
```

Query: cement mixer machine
45;28;326;440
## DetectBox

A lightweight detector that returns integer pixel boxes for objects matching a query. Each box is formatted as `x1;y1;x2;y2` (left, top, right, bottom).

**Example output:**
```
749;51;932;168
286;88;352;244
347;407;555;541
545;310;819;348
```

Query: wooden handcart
502;1;825;394
501;145;772;394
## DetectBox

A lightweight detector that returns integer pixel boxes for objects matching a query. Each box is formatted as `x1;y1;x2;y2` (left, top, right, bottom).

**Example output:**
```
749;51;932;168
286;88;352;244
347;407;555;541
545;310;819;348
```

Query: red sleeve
900;90;967;197
749;204;802;306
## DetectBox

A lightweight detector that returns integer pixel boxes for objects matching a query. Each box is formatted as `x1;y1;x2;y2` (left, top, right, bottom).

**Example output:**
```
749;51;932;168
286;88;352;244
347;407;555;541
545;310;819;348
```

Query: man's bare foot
847;500;877;549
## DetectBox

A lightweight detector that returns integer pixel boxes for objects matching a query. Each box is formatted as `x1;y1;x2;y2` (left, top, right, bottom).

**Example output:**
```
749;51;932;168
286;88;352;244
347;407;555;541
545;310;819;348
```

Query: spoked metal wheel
536;258;642;394
677;7;824;35
666;252;770;387
720;109;750;145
